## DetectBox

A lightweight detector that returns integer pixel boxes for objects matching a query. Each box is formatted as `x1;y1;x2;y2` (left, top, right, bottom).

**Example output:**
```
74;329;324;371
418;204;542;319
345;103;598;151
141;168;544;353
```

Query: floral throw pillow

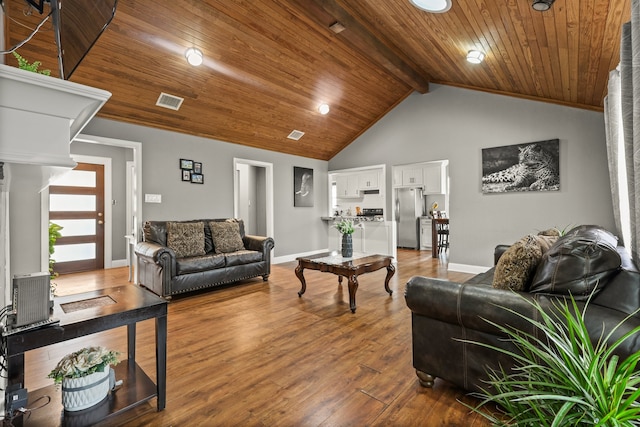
166;222;206;258
210;221;245;254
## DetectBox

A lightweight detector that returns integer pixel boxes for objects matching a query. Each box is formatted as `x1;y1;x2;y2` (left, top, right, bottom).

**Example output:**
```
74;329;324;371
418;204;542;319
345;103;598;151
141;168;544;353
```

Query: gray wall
82;118;329;258
70;141;130;260
330;84;615;268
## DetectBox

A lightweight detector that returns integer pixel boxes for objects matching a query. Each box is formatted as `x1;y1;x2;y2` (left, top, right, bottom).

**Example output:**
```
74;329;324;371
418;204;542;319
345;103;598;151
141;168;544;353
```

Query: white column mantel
0;63;111;169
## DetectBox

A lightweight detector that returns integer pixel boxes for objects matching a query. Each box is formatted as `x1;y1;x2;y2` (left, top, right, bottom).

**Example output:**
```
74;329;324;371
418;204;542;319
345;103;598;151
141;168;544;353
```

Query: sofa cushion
176;253;226;275
167;221;206;258
225;250;263;267
210;221;245;253
529;225;621;298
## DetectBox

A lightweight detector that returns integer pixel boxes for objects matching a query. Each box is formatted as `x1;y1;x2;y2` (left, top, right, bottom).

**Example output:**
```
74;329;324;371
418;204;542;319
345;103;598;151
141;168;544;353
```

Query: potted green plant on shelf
12;51;51;75
48;346;120;412
335;219;355;257
463;294;640;426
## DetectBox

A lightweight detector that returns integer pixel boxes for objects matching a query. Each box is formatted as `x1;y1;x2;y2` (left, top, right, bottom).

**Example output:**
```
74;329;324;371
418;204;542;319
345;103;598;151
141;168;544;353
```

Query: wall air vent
287;130;305;141
156;92;184;111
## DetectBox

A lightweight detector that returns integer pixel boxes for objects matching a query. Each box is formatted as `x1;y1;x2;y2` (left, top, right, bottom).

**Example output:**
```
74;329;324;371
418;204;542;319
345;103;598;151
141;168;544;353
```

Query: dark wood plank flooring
23;249;489;426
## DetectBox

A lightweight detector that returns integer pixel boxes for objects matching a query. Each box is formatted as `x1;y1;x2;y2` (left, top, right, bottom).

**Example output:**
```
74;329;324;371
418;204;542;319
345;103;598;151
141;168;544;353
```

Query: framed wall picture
191;173;204;184
481;139;559;194
194;162;202;174
182;170;191;181
180;159;194;170
293;166;313;207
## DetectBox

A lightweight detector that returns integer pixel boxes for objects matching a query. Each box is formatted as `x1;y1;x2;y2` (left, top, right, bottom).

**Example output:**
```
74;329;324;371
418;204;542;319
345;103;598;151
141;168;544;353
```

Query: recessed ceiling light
531;0;555;11
318;103;330;115
185;48;203;66
409;0;452;13
466;50;485;64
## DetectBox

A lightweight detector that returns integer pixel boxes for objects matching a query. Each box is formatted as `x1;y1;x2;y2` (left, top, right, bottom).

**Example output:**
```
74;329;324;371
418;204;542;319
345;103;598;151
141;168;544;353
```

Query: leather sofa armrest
405;276;544;336
244;235;275;257
135;241;176;276
135;241;174;262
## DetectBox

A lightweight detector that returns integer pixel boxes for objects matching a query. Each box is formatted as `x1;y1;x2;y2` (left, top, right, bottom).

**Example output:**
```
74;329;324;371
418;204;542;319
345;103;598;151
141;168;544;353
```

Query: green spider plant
461;294;640;426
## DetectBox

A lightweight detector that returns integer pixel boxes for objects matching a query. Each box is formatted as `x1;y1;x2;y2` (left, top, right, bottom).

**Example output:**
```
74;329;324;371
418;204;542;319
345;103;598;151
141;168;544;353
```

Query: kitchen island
322;217;396;259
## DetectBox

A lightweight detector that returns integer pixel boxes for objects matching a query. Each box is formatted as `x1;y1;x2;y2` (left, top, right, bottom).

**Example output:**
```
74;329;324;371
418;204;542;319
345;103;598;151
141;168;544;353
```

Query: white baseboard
111;259;128;268
447;263;491;274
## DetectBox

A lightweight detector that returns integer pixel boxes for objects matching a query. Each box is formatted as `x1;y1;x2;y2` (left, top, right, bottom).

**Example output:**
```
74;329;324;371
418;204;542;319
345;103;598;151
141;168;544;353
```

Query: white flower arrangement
334;219;355;235
48;346;120;385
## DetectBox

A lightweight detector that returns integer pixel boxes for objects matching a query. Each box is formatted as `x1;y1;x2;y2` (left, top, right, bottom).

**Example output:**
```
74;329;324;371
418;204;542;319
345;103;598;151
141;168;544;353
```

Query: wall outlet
145;194;162;203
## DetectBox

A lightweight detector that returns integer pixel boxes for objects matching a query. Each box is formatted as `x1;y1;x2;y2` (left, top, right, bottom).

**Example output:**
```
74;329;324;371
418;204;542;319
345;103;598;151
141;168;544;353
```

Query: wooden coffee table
295;252;395;313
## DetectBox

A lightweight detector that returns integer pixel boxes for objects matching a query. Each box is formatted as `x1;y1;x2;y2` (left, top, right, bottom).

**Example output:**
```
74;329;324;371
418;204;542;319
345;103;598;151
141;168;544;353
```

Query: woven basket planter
61;368;111;412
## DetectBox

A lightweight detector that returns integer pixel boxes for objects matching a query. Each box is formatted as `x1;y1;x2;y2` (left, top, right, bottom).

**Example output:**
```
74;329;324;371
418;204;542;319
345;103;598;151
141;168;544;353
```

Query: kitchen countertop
321;216;386;222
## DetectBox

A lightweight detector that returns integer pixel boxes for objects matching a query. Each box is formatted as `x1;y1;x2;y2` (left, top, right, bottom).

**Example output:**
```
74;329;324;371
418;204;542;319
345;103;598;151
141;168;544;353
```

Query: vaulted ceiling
3;0;630;160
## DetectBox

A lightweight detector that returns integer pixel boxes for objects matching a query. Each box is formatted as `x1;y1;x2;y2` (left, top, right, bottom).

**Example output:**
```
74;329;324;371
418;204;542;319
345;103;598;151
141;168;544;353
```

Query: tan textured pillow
493;235;543;291
167;222;206;258
538;228;561;237
210;221;245;254
493;233;560;291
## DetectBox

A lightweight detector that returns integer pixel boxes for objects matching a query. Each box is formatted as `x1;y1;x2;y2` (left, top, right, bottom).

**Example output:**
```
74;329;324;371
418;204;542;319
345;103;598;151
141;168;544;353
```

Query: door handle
98;212;103;217
98;220;104;225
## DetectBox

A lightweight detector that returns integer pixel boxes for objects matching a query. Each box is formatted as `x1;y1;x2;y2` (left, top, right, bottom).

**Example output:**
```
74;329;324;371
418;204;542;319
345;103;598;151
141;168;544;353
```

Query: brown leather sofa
135;219;274;298
405;225;640;392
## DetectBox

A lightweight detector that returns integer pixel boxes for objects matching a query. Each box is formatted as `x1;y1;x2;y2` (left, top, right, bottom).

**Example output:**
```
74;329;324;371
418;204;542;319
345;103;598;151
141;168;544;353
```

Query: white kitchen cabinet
358;171;379;190
420;218;432;250
424;163;444;194
402;168;423;186
335;174;360;198
393;167;403;187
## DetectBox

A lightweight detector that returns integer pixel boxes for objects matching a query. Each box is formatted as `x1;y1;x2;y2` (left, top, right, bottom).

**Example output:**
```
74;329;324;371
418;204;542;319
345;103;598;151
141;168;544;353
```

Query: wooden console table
4;285;168;426
296;252;395;313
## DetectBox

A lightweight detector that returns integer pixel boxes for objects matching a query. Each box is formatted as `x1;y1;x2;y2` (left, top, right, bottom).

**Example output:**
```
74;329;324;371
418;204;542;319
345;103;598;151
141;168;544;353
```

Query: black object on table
4;285;168;426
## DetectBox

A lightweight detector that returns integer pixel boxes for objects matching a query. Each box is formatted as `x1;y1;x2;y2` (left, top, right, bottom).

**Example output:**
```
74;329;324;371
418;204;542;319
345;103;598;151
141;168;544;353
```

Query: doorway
233;158;274;239
40;135;143;278
48;160;107;274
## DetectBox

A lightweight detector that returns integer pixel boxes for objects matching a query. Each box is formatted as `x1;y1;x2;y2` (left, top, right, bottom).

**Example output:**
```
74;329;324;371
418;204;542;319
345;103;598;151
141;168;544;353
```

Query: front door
49;162;105;274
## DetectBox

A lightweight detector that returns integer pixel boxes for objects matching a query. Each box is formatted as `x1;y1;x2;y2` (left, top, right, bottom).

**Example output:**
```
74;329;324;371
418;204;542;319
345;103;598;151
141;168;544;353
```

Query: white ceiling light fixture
466;50;485;64
531;0;555;11
185;48;203;66
318;103;330;115
409;0;452;13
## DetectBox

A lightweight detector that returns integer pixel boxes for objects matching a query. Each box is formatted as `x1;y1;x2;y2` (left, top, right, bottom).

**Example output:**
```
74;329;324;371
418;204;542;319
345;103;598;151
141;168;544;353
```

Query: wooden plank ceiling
4;0;630;160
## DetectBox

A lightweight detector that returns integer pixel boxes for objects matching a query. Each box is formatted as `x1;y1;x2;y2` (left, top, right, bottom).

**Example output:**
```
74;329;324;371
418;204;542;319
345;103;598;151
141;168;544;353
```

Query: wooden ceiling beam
292;0;430;94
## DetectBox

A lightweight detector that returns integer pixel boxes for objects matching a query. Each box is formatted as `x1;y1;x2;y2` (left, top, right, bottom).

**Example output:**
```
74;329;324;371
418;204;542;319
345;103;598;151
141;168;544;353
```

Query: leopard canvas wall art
481;139;559;193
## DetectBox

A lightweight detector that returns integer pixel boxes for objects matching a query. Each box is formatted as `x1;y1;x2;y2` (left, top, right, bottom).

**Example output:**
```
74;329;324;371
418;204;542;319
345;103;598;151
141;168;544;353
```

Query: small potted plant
48;346;120;411
335;219;355;257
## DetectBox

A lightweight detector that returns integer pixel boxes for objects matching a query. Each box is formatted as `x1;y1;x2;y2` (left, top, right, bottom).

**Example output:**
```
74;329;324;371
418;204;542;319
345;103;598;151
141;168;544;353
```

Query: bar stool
432;218;449;257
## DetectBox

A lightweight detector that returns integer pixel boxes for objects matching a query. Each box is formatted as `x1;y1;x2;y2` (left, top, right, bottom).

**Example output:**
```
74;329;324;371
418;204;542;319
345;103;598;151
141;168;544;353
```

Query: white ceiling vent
156;92;184;111
287;130;305;140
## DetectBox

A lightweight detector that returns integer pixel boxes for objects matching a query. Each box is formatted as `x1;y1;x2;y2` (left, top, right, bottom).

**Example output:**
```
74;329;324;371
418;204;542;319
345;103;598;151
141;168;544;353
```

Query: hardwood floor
24;249;490;426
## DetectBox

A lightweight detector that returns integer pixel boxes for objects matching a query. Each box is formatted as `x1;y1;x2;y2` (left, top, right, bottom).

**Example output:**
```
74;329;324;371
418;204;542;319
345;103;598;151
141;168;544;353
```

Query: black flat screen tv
50;0;118;80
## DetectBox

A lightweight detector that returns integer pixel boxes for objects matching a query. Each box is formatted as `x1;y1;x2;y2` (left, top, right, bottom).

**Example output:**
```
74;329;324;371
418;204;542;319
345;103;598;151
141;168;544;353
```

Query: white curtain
605;0;640;263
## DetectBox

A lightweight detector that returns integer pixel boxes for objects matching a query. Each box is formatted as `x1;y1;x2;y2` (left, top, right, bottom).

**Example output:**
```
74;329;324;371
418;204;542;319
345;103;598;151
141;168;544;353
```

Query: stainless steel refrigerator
395;187;424;249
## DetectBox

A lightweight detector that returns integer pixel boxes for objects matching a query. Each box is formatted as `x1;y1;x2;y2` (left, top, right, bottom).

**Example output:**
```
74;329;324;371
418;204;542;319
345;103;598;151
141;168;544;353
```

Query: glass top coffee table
295;252;395;313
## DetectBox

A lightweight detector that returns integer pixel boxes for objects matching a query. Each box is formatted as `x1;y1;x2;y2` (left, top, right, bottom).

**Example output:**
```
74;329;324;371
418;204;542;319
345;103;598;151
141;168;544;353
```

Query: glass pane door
49;162;105;274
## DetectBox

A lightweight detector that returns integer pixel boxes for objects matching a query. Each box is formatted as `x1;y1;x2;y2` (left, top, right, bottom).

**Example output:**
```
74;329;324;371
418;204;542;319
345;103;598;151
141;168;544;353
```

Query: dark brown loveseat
404;225;640;392
135;218;274;299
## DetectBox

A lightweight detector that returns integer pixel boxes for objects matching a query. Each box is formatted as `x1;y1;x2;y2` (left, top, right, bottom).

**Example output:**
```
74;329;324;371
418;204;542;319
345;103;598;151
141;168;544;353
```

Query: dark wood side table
4;285;168;426
296;252;395;313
